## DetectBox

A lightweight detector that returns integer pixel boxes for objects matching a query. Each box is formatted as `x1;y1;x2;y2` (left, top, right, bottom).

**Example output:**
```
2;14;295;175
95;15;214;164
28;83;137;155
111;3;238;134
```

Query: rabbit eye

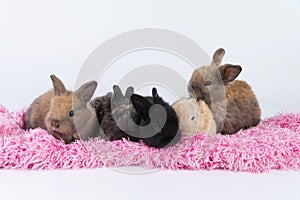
191;116;195;120
69;110;74;117
204;80;212;86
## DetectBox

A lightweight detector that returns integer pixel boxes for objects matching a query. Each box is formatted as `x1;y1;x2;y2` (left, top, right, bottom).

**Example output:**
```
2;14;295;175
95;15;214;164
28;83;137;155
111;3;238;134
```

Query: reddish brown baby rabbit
25;75;101;144
188;48;261;134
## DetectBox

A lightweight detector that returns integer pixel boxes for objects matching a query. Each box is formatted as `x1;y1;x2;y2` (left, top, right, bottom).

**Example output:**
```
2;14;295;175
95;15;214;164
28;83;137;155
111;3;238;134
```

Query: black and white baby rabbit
91;86;181;148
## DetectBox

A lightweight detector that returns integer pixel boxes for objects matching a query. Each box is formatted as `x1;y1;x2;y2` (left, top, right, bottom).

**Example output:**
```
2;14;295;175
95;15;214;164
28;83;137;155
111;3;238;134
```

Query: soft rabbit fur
25;75;101;144
188;48;261;135
129;87;181;148
91;86;181;148
89;86;133;141
172;97;216;136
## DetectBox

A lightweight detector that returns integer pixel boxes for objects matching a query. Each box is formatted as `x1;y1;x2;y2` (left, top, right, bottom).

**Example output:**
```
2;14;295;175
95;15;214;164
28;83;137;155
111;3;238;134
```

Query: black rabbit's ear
219;64;242;83
152;87;159;98
131;94;151;120
50;75;67;96
152;87;161;104
125;86;134;99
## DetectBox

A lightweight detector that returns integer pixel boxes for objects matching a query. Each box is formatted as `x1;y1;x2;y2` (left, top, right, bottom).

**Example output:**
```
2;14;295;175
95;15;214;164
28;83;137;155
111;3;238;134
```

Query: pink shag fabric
1;104;300;172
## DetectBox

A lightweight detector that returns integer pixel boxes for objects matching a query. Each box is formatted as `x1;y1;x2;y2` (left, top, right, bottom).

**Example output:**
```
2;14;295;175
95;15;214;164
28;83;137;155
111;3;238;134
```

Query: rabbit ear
152;87;159;98
152;87;161;104
219;64;242;83
130;94;151;120
74;81;98;104
211;48;225;66
125;86;134;99
112;85;124;101
50;75;67;96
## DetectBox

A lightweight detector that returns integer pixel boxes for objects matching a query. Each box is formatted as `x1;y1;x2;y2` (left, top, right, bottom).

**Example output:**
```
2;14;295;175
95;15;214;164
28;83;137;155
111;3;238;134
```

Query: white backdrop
0;0;300;200
0;0;299;117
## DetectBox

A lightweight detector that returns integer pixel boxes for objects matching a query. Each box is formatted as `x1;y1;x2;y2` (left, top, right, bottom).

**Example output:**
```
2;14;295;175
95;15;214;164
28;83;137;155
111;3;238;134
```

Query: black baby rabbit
128;87;181;148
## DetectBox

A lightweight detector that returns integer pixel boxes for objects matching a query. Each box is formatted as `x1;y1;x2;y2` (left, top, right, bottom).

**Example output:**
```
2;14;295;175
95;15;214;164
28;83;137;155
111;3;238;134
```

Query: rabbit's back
91;93;127;141
223;80;261;134
25;90;54;130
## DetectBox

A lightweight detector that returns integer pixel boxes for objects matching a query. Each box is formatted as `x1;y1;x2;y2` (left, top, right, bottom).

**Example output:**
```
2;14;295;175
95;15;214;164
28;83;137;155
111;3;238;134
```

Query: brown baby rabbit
172;97;216;136
25;75;101;144
188;48;261;134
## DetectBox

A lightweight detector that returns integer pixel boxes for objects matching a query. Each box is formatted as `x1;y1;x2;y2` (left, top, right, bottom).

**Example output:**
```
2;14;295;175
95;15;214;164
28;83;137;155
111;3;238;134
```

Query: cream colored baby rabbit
172;97;216;136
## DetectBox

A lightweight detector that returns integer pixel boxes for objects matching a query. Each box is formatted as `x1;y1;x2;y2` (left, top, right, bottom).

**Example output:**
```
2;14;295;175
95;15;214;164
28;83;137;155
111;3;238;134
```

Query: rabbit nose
51;120;60;129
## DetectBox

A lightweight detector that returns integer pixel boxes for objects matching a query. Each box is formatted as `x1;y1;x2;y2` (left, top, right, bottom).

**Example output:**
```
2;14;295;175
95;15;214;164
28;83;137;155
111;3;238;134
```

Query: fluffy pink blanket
1;104;300;172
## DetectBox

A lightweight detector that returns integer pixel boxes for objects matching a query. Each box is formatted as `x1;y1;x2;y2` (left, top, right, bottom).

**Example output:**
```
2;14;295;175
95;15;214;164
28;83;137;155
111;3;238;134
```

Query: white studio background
0;1;300;200
0;0;299;117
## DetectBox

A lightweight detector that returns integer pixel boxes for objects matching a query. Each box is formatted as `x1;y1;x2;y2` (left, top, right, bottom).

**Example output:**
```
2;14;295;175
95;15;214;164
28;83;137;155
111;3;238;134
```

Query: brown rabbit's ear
50;75;67;96
125;86;134;99
74;81;98;104
219;64;242;83
113;85;124;100
211;48;225;66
